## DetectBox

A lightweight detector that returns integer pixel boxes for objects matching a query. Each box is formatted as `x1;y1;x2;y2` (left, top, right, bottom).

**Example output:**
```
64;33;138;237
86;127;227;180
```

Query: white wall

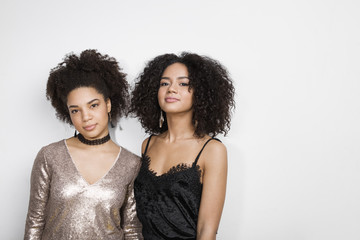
1;0;359;239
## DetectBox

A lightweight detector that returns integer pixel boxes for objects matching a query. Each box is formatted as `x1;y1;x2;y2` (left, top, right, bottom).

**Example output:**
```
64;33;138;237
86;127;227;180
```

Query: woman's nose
167;83;178;93
82;110;92;122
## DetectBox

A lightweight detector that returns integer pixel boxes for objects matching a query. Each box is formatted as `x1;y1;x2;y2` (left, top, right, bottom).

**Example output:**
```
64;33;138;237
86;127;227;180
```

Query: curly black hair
46;49;129;126
130;52;235;137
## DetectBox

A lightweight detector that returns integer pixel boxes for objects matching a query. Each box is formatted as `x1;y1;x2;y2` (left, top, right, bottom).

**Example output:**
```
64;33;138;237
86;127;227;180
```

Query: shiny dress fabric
134;136;218;240
24;140;143;240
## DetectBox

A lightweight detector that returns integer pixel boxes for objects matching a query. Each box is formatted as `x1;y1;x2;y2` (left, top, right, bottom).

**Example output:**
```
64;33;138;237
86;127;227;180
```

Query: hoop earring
109;112;115;128
74;130;78;137
159;111;164;128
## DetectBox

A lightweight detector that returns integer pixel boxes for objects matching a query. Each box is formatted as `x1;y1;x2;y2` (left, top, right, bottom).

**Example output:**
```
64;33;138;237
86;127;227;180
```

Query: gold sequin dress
24;140;143;240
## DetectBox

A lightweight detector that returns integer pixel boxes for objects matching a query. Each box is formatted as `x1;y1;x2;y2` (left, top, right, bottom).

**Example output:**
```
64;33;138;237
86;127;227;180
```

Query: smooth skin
143;63;228;240
65;87;120;185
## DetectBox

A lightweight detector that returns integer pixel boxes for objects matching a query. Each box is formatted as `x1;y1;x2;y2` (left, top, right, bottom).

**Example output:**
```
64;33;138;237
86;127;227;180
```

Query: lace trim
141;154;202;181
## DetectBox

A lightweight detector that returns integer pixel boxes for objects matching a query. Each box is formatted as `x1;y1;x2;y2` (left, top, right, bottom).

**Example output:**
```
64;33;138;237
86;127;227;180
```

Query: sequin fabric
24;140;143;240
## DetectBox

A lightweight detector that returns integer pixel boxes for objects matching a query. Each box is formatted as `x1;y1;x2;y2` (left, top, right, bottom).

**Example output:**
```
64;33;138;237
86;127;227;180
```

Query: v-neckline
63;140;122;186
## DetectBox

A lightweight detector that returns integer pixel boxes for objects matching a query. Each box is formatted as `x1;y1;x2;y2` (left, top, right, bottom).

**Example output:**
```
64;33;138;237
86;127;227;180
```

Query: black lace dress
134;136;220;240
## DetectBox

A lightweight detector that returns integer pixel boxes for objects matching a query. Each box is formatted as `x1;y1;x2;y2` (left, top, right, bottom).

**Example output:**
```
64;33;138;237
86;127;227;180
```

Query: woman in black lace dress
130;52;235;239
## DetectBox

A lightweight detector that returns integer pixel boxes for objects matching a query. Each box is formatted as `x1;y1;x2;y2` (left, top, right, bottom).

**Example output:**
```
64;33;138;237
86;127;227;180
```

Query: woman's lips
83;124;96;131
165;97;179;103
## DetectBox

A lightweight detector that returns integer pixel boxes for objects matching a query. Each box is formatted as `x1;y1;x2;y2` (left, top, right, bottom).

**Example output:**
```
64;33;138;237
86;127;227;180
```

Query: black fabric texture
134;136;220;239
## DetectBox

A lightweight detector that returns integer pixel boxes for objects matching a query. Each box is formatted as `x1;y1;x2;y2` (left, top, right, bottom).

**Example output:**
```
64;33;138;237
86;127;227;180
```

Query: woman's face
158;62;194;114
67;87;111;140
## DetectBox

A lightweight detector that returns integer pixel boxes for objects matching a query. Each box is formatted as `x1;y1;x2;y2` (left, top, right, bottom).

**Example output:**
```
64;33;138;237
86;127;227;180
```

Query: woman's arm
197;140;228;240
121;156;144;240
24;147;51;240
121;180;144;239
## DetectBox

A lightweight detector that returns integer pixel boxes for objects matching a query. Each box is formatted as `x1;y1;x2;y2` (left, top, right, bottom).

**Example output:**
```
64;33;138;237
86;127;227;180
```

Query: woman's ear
106;98;111;113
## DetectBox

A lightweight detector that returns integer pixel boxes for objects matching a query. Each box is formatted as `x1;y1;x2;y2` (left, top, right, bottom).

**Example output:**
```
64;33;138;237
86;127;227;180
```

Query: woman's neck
163;112;195;142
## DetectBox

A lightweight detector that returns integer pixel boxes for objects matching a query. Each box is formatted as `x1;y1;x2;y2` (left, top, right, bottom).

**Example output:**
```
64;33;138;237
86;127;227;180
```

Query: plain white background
1;0;359;239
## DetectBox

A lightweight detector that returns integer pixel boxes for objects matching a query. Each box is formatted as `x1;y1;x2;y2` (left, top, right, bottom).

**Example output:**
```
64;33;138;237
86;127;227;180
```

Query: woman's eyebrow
68;99;99;109
87;99;100;104
160;76;189;80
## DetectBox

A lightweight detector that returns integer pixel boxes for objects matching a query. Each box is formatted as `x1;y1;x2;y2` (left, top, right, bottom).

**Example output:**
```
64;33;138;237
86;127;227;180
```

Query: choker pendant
77;133;111;145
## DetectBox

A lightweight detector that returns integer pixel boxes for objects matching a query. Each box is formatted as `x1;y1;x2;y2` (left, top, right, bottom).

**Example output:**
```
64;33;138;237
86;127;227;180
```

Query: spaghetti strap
193;137;222;165
143;135;154;155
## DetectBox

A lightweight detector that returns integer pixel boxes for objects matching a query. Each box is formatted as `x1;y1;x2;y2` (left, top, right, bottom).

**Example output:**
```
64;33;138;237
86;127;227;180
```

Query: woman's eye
70;109;78;114
160;82;169;86
90;103;99;108
180;83;189;86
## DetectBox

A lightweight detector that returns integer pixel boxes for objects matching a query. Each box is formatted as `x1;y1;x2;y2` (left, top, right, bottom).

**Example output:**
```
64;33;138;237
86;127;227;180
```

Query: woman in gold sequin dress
24;50;143;240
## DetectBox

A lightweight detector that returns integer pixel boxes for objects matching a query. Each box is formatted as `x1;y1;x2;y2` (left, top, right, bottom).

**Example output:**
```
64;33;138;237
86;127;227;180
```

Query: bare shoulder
141;138;149;154
204;138;227;157
200;139;227;169
141;135;156;154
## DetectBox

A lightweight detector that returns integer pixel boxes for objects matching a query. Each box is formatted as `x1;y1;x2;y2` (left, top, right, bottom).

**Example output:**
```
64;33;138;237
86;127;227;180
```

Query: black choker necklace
77;133;111;145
